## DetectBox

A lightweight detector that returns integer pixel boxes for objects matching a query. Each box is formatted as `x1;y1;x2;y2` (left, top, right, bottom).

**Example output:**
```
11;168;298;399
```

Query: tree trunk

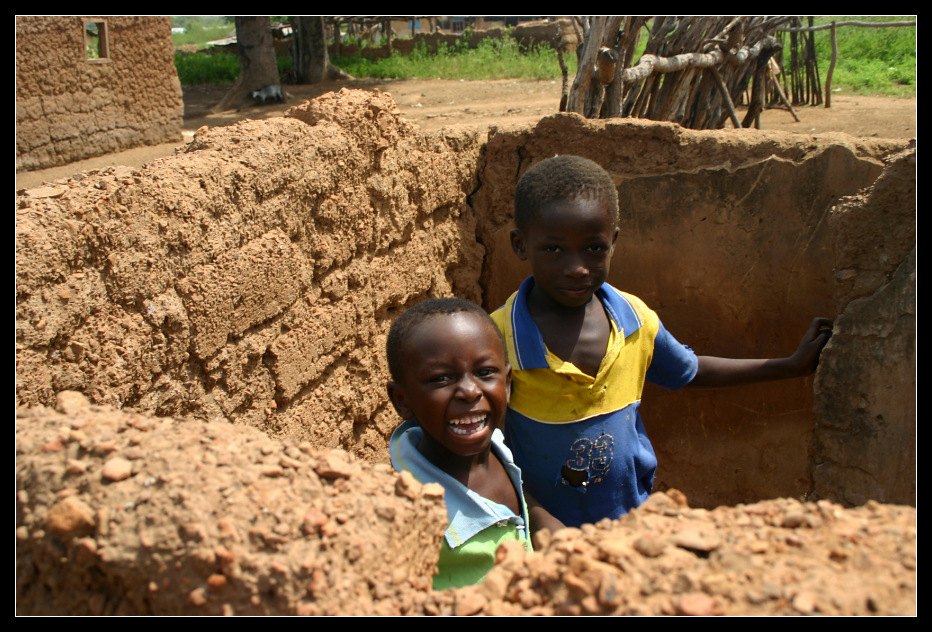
292;16;328;84
293;16;354;84
212;17;280;113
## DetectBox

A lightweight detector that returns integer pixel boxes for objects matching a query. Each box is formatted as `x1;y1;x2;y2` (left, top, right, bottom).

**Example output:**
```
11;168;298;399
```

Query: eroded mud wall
471;114;906;508
16;16;183;172
812;146;916;506
16;90;485;461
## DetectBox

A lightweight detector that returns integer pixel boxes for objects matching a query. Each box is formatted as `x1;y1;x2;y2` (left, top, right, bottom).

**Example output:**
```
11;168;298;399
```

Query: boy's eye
543;245;561;253
428;374;451;384
476;368;497;378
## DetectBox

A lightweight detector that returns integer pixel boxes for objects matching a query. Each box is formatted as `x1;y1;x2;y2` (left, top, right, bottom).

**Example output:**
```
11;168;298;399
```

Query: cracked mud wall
16;16;183;171
812;146;916;507
16;90;486;462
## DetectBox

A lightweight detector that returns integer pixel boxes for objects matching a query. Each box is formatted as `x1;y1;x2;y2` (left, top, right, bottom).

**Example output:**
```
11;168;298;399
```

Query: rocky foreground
16;393;916;616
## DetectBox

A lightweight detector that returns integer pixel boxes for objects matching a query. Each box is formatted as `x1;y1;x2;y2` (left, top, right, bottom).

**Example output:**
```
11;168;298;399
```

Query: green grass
174;51;240;84
333;37;563;81
174;32;563;85
809;16;916;97
174;51;292;85
171;17;915;97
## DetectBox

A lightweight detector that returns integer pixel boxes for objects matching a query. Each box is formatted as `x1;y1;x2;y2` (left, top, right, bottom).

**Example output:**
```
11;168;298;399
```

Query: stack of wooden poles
566;16;821;129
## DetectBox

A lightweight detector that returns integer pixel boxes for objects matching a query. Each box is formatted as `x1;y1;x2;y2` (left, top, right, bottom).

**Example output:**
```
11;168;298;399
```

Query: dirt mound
16;392;448;615
469;493;915;616
16;395;915;615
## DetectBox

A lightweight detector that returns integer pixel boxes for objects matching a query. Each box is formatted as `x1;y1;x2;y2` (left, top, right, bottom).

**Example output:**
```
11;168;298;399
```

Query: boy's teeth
449;415;488;436
450;415;486;425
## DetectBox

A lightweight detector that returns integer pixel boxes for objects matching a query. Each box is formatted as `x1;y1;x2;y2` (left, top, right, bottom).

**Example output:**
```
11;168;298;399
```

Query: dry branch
621;49;723;83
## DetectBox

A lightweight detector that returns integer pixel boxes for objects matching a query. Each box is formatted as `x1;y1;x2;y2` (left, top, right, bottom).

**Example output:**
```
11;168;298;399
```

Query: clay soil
15;78;917;191
16;395;917;615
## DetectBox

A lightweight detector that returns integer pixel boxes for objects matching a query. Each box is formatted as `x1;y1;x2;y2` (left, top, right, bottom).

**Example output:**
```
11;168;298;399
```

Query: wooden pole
825;21;837;108
769;64;800;121
711;67;742;128
557;48;569;112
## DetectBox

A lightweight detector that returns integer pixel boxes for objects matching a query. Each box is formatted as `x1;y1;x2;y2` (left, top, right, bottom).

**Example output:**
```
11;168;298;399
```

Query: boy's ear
387;381;414;420
611;226;619;250
504;364;513;405
510;229;527;260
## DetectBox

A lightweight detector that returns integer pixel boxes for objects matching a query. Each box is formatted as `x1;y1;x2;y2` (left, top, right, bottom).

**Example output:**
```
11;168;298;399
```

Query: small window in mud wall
84;20;110;62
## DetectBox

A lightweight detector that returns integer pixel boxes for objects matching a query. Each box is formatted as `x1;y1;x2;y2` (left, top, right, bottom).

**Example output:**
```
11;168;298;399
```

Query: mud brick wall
16;16;183;172
15;90;485;462
15;89;913;509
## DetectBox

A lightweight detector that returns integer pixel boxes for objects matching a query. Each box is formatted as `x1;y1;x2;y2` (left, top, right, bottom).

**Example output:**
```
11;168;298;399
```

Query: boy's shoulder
609;287;655;319
390;420;528;550
493;277;659;334
489;304;506;330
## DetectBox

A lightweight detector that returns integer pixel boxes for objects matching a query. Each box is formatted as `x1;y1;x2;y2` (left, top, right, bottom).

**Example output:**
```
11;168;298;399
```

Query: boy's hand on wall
786;317;834;376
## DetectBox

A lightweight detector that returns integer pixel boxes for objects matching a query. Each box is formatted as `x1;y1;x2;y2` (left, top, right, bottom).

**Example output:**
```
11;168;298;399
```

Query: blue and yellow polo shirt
491;277;698;527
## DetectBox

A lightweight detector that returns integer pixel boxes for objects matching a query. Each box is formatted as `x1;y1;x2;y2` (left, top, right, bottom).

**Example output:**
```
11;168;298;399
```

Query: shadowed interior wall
471;114;904;508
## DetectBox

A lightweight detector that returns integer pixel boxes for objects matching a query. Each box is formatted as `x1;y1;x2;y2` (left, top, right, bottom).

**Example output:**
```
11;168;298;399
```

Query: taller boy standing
491;155;832;528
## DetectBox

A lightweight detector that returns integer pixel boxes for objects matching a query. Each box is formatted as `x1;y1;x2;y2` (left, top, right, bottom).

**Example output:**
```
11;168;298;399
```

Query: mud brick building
16;16;183;172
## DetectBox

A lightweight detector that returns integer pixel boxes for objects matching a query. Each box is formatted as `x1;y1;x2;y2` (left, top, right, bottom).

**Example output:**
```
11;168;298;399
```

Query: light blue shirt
389;420;530;549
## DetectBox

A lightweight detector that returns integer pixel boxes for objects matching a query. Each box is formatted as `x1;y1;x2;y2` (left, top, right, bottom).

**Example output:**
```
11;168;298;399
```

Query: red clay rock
45;497;96;535
100;457;133;481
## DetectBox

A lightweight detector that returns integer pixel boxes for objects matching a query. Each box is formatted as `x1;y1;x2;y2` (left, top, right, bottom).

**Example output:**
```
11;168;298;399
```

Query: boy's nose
564;254;589;277
455;375;482;399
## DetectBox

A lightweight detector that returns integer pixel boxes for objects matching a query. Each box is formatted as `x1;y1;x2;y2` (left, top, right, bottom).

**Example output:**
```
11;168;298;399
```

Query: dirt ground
15;78;917;191
16;394;917;615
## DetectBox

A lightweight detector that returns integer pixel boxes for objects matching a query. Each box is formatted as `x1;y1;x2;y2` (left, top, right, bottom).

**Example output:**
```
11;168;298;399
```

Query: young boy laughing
492;155;833;528
387;298;562;590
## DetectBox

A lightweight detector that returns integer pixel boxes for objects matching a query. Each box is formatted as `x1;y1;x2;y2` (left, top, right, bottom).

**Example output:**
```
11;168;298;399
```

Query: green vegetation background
171;16;915;97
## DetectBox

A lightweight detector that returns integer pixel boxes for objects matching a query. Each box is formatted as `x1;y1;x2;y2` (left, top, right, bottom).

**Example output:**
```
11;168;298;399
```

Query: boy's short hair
514;155;619;230
386;298;504;382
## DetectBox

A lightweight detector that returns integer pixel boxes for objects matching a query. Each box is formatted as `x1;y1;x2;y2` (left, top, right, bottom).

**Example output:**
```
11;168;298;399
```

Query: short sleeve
645;321;698;390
